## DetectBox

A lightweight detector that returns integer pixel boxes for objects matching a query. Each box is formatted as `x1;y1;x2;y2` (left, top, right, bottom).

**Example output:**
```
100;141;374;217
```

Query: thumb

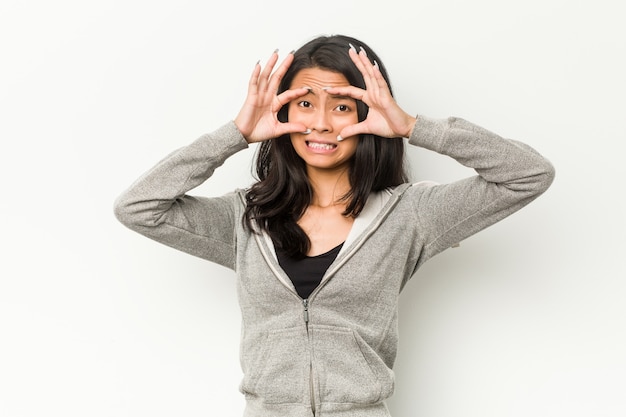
337;122;368;142
275;121;308;137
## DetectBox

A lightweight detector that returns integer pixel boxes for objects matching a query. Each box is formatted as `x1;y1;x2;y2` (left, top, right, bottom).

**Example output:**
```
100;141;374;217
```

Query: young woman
115;34;554;417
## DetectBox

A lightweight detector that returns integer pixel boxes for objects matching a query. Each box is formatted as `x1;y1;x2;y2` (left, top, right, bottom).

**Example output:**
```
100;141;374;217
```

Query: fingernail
274;48;279;53
303;129;312;135
289;49;295;54
373;60;379;69
348;43;357;53
322;86;331;90
337;135;343;142
359;46;367;56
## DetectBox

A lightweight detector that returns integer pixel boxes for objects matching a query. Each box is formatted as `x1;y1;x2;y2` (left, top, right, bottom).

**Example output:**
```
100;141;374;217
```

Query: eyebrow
329;94;354;101
300;87;354;101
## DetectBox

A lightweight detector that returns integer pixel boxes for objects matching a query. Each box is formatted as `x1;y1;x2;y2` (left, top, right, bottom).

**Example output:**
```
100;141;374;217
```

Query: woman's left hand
324;46;417;141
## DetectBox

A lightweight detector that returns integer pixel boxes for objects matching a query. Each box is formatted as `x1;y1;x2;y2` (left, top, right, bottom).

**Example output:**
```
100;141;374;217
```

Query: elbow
113;191;164;231
535;158;556;195
113;193;139;229
505;158;556;199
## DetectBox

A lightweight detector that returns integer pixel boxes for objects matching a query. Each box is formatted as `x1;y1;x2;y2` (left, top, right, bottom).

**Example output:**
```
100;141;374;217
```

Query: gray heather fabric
114;116;554;416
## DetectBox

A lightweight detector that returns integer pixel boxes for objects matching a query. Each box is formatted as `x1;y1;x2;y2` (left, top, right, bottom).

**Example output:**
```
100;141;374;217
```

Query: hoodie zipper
303;298;316;416
303;298;310;324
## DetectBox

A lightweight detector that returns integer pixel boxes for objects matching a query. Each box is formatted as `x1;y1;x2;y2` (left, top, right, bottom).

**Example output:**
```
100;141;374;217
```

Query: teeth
307;142;336;150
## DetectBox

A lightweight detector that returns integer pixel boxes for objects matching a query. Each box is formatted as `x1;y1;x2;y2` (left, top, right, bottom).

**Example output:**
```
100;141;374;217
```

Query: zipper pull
303;299;309;323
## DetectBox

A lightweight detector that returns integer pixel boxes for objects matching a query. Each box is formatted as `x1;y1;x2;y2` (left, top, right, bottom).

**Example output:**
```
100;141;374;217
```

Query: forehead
290;67;350;89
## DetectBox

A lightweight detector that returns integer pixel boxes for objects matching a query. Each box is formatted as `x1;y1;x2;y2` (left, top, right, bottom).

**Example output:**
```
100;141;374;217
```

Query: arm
408;115;555;264
113;122;248;269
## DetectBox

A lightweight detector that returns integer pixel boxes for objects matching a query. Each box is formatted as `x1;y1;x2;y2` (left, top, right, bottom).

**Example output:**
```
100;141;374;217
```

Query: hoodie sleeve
113;121;249;270
407;116;555;265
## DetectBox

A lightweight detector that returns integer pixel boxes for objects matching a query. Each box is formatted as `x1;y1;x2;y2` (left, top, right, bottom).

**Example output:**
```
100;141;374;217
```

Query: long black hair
244;34;408;258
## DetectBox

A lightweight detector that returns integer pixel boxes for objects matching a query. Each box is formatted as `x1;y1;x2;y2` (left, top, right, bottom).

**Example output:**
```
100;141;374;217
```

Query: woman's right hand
234;51;309;143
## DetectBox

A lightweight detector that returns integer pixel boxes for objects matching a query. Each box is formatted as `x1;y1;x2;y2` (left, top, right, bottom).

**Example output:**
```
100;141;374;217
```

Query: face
288;68;359;173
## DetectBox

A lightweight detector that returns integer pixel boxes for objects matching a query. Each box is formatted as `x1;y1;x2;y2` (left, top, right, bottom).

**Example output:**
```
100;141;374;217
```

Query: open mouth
306;141;337;151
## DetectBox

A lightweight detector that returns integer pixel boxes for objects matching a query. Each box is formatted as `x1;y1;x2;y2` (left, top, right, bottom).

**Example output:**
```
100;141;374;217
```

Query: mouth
306;141;337;151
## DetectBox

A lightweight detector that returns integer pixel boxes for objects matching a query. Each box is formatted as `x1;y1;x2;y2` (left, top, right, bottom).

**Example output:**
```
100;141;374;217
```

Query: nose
310;108;332;134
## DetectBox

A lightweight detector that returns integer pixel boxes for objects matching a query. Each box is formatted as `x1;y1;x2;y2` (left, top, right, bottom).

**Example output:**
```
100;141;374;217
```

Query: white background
1;0;625;416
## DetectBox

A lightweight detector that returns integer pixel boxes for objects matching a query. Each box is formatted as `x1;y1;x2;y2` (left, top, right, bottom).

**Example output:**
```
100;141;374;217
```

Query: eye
335;104;351;112
298;101;312;108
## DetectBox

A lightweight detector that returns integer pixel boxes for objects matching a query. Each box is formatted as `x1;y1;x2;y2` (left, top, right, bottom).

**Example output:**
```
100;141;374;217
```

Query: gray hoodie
114;116;554;417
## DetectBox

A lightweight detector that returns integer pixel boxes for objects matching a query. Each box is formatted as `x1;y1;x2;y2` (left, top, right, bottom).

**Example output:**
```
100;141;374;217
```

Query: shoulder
384;180;440;199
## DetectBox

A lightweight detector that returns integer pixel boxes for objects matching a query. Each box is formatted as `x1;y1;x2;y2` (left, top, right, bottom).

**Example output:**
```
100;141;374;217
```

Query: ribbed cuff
408;115;449;152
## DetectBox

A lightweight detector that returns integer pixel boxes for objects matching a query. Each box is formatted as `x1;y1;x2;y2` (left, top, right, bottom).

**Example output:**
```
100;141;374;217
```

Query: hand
324;46;417;140
234;51;309;143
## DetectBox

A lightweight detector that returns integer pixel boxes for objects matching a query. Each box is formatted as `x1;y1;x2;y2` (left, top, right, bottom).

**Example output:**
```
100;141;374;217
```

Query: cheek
347;142;359;158
338;118;356;130
286;104;303;123
289;134;306;153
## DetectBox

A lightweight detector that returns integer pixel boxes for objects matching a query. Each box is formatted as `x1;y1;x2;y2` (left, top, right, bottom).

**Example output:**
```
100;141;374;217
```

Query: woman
115;34;554;417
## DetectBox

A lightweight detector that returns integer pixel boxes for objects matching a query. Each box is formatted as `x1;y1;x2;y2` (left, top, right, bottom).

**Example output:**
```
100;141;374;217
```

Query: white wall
1;0;624;416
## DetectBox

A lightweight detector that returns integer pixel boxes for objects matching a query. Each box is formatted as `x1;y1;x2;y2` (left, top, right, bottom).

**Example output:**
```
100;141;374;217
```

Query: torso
298;204;354;256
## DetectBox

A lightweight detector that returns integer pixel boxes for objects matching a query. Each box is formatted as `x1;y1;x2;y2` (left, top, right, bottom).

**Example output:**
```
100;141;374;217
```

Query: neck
307;167;351;208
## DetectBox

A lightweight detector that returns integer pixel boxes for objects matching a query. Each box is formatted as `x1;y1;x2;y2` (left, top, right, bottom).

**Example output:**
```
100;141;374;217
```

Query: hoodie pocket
240;326;310;404
310;325;394;405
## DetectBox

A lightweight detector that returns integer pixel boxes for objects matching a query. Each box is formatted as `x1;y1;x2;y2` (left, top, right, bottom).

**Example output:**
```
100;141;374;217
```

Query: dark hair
244;34;408;258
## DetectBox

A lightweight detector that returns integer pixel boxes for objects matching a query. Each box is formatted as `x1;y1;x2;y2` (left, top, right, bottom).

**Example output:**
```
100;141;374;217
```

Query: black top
276;242;343;299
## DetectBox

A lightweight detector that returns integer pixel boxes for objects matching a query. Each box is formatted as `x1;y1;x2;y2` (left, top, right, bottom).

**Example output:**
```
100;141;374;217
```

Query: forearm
114;121;247;225
409;115;555;193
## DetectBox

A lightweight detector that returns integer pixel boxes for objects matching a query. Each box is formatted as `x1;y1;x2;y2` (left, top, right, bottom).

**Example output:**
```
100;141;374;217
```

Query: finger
348;46;374;91
350;49;393;107
274;121;308;137
273;86;310;111
349;45;380;95
267;51;294;94
324;85;367;104
357;48;383;99
368;60;393;105
337;121;369;142
247;61;262;94
371;60;388;90
357;47;376;79
258;50;279;92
